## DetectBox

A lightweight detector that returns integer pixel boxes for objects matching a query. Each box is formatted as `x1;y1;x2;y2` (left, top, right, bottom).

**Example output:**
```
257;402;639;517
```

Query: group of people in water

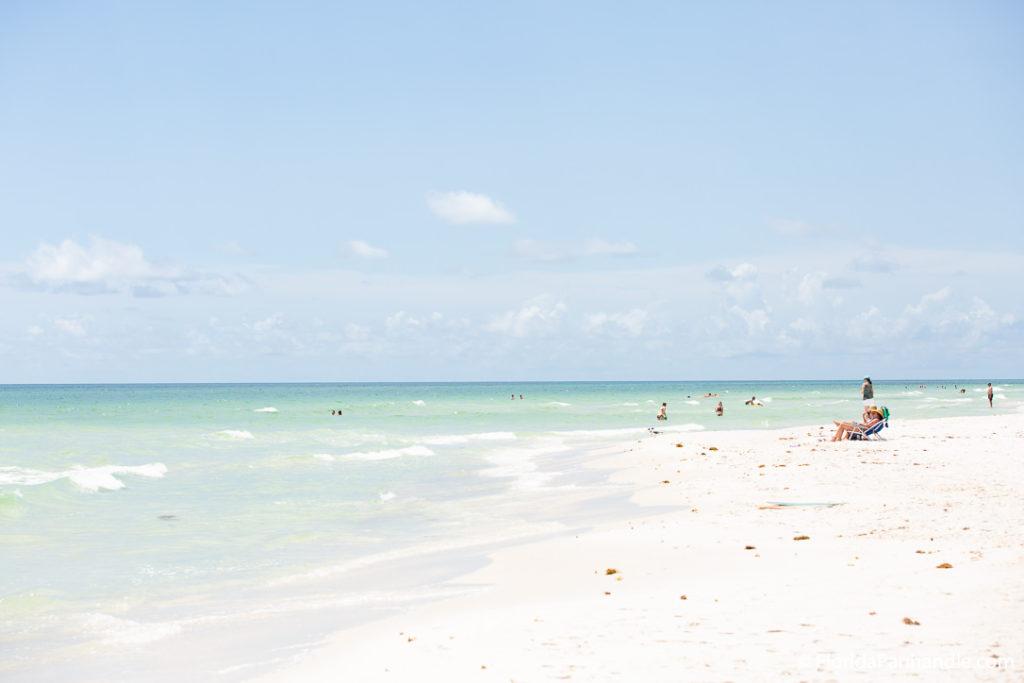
655;377;997;435
654;397;738;420
655;380;880;436
329;380;996;424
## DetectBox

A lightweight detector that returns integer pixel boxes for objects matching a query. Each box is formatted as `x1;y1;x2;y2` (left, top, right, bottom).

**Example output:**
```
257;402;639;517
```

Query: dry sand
259;413;1024;682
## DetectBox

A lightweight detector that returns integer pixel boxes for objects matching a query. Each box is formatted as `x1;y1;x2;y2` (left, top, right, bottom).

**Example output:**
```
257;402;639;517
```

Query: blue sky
1;0;1022;382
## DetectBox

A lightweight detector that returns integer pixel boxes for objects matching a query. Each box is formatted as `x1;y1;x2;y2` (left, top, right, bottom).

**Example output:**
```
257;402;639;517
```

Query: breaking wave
0;463;167;492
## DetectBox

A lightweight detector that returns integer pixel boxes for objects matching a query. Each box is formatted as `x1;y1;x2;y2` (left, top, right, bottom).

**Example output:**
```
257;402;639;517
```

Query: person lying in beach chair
831;406;886;441
847;408;888;440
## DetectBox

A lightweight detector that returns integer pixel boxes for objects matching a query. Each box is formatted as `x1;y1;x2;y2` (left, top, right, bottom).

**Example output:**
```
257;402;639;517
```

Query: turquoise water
1;380;1018;680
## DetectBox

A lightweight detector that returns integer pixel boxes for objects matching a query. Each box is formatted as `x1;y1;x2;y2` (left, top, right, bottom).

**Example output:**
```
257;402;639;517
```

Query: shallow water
0;380;1018;679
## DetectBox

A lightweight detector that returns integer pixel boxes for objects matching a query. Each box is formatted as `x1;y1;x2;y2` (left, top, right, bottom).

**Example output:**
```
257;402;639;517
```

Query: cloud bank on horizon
0;1;1021;382
3;232;1018;381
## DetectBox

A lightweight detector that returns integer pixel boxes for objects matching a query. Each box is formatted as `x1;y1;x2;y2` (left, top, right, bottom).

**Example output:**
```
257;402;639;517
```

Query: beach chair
849;406;889;441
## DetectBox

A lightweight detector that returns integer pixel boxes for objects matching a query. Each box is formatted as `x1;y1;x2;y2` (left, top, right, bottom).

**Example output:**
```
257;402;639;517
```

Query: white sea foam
216;430;255;440
545;401;571;407
421;430;516;445
421;434;470;445
922;396;972;404
254;407;278;413
471;431;517;441
81;612;184;645
0;463;167;492
69;468;131;492
340;445;436;461
622;402;639;406
412;400;426;406
685;400;700;405
479;440;573;489
378;491;396;502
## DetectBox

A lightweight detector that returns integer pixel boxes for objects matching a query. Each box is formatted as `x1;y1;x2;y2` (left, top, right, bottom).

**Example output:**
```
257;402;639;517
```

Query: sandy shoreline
258;413;1024;681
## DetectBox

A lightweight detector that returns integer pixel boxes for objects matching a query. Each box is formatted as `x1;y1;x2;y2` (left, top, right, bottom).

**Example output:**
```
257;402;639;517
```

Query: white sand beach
260;413;1024;682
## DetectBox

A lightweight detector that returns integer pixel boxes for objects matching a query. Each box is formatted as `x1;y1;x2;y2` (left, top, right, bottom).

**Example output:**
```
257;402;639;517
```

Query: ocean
1;380;1018;680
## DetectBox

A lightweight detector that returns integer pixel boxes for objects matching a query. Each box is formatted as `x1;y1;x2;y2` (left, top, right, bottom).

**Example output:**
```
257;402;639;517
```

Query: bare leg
832;421;855;441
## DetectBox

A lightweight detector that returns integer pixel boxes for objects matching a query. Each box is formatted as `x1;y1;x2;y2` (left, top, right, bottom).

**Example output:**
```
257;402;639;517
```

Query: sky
1;0;1022;382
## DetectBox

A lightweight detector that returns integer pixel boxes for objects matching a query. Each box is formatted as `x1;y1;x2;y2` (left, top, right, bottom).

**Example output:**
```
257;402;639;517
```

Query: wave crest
215;430;255;440
317;446;436;461
0;463;167;492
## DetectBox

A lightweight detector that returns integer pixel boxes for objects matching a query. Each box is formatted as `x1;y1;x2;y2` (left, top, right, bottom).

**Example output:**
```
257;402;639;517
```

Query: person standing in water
987;383;994;407
657;403;667;421
862;377;874;406
715;401;724;416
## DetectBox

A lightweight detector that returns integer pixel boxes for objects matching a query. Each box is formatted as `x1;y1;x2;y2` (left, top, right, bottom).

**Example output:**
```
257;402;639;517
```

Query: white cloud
15;236;249;297
427;190;516;225
346;324;370;340
4;243;1019;381
26;236;176;289
487;295;565;337
957;297;1014;346
798;272;827;304
584;309;648;337
729;305;771;336
386;311;422;332
846;306;883;342
186;329;217;356
343;240;389;260
706;262;758;282
903;286;951;318
888;289;1015;349
789;317;821;335
54;316;89;337
252;313;284;333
